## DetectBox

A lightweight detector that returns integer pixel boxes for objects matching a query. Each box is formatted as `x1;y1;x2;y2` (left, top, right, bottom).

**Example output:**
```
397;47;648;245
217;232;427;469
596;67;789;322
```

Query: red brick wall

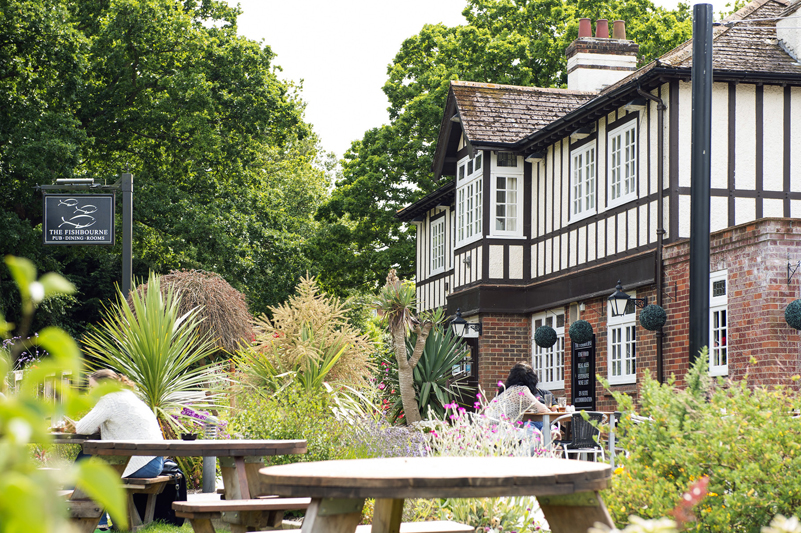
662;218;801;389
477;314;532;395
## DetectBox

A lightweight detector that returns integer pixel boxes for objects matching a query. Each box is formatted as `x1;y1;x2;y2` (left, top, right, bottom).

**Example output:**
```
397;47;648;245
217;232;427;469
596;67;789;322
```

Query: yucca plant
82;271;224;437
408;327;473;419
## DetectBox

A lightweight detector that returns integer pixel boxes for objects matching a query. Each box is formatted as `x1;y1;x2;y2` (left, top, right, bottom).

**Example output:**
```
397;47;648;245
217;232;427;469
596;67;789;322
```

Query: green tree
312;0;692;295
1;0;330;331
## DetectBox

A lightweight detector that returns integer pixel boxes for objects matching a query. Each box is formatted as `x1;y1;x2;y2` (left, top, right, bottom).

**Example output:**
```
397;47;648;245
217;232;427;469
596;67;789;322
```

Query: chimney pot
613;20;626;40
578;18;592;38
596;19;609;38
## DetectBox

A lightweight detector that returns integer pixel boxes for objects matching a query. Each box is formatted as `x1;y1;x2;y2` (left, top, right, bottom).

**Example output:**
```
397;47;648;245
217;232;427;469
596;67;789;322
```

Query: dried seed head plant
252;275;374;387
130;269;253;355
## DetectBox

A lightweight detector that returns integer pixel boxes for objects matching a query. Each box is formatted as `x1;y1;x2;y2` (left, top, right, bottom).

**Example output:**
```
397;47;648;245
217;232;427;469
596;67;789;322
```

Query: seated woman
485;362;558;452
66;369;164;529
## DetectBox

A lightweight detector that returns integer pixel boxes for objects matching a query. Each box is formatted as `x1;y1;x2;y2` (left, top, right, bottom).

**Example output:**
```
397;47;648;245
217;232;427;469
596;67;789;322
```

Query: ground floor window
532;310;565;390
709;270;728;376
608;292;636;385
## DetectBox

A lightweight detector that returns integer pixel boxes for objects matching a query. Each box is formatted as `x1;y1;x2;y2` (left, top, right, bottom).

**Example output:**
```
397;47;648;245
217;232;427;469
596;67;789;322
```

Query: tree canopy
311;0;693;296
1;0;331;331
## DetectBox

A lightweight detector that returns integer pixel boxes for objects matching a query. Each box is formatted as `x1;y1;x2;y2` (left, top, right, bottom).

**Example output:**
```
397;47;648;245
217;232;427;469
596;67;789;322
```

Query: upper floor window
456;153;483;246
532;310;565;390
430;216;446;275
571;143;596;222
497;151;517;167
709;270;728;376
608;291;636;385
608;120;637;207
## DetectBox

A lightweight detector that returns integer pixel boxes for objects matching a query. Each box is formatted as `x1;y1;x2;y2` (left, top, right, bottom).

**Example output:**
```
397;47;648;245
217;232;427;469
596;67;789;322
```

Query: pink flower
497;380;504;387
476;392;482;398
378;383;385;390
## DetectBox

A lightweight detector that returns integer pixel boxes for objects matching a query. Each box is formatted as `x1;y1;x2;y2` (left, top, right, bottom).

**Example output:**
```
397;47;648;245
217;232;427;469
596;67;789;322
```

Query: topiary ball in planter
569;320;594;344
785;299;801;330
639;304;667;331
534;325;558;348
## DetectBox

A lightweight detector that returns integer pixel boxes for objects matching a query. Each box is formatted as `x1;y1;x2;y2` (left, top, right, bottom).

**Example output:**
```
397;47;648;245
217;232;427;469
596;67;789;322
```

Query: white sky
227;0;733;160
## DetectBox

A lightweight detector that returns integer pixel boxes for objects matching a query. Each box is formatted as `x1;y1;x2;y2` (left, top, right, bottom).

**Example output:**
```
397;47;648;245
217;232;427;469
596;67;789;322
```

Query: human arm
74;395;112;435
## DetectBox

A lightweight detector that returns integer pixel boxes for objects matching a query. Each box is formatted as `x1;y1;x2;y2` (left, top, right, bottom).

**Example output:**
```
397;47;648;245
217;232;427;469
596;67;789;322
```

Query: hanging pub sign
571;334;596;411
42;194;115;245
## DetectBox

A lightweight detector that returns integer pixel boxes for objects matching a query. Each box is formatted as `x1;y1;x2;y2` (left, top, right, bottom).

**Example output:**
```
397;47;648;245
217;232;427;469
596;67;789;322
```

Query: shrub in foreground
606;352;801;532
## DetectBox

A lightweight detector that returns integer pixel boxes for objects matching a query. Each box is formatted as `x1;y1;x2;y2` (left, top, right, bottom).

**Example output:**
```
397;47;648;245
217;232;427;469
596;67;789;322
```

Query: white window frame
430;216;446;275
607;291;637;385
608;120;637;208
532;310;565;390
709;270;728;377
491;152;523;238
456;153;483;247
570;142;596;223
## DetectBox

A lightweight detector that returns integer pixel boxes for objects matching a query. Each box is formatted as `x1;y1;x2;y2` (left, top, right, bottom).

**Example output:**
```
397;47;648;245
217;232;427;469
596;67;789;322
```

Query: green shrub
228;384;348;465
606;351;801;532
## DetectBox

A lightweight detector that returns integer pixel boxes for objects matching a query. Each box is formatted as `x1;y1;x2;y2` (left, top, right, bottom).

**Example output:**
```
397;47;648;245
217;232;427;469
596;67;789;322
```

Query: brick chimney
565;19;639;92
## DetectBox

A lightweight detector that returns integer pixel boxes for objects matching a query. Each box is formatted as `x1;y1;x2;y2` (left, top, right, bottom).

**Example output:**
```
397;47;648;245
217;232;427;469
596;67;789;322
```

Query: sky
227;0;733;161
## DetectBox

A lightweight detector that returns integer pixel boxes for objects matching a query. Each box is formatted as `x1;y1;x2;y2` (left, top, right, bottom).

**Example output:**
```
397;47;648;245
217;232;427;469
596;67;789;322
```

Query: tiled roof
663;0;799;74
600;0;800;97
452;82;595;146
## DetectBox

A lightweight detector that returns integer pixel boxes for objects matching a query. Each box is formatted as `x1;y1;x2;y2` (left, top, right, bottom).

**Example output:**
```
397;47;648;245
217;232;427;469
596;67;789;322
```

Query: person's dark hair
500;362;539;395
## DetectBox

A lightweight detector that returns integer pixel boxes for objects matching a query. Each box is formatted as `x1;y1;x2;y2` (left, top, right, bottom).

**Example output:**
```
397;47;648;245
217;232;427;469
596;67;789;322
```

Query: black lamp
608;280;648;317
451;308;481;338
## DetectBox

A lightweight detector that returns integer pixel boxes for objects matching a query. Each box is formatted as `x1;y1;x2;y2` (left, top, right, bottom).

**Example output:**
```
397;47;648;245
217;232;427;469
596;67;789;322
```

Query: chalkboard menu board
571;334;596;411
43;194;115;245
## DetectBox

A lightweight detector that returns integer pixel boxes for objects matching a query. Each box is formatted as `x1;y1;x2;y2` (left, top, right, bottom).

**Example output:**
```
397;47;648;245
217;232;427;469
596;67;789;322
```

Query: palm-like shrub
82;271;223;436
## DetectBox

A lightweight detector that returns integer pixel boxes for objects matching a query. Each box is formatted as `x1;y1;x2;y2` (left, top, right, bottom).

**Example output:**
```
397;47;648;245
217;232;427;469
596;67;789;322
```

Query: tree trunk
392;322;432;425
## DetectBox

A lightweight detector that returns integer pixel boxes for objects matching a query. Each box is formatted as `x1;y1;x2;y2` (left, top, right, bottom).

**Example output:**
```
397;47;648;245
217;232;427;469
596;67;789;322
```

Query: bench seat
274;520;475;533
173;498;311;533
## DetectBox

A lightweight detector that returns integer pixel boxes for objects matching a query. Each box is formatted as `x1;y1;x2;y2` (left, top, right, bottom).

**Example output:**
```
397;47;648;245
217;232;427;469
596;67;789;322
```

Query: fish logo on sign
57;198;98;229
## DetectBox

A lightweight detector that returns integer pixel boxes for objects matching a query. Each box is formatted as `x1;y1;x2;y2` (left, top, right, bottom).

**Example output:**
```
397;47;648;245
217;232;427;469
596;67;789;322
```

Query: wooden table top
82;439;307;457
259;456;611;499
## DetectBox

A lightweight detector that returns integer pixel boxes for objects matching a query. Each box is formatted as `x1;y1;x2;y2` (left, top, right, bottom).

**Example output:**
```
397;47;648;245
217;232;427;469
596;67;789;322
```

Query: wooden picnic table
57;437;305;532
82;439;307;500
258;456;614;533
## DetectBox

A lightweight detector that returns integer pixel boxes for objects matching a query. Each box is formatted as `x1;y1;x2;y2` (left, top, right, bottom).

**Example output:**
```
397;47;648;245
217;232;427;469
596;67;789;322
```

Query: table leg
300;497;365;533
542;414;551;449
537;491;614;532
371;498;404;533
69;455;130;531
244;456;266;497
219;456;251;499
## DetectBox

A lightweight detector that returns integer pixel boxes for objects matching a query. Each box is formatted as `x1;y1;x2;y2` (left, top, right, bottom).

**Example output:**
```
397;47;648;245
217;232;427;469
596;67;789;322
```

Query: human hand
63;417;76;433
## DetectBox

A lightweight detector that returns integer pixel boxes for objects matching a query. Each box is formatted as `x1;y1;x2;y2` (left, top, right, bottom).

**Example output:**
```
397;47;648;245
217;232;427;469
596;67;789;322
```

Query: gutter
636;86;667;384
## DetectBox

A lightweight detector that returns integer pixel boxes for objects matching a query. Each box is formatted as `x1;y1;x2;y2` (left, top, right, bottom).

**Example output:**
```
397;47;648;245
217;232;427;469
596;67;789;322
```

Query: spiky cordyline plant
82;271;225;436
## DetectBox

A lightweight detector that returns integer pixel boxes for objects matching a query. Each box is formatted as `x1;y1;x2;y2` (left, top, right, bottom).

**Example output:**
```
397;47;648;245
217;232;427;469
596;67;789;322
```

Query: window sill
607;376;636;386
709;368;728;377
568;209;596;225
607;193;637;210
455;234;483;249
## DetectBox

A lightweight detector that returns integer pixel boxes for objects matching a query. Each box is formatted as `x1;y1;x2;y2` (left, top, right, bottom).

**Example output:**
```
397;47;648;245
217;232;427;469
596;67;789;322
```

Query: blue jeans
77;454;164;528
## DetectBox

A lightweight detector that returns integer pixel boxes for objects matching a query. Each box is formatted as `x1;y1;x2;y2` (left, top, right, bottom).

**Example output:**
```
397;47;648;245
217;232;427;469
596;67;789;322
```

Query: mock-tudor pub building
397;0;801;410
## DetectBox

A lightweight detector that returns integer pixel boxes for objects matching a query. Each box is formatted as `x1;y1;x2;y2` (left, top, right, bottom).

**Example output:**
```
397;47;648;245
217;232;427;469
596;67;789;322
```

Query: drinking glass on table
544;392;554;407
557;397;567;409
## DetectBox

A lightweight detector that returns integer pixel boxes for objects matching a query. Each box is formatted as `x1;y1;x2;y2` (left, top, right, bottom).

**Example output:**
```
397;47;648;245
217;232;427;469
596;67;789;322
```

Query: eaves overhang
517;64;801;155
395;180;455;222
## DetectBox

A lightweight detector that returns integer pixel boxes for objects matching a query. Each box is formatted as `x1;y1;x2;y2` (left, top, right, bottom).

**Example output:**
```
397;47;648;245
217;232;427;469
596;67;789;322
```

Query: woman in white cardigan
66;369;164;529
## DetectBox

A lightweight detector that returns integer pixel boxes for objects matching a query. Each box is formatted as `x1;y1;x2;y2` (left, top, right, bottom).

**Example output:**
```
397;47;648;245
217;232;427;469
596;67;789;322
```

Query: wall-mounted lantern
451;308;481;338
608;280;649;318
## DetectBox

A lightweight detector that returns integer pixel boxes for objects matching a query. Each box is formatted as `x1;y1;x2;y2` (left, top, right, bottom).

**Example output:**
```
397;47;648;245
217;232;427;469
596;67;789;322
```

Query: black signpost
38;173;133;296
571;335;596;411
43;194;115;245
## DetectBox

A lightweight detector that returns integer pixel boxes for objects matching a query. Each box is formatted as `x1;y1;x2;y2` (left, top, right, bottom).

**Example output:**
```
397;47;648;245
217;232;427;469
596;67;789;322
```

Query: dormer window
456;153;483;247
